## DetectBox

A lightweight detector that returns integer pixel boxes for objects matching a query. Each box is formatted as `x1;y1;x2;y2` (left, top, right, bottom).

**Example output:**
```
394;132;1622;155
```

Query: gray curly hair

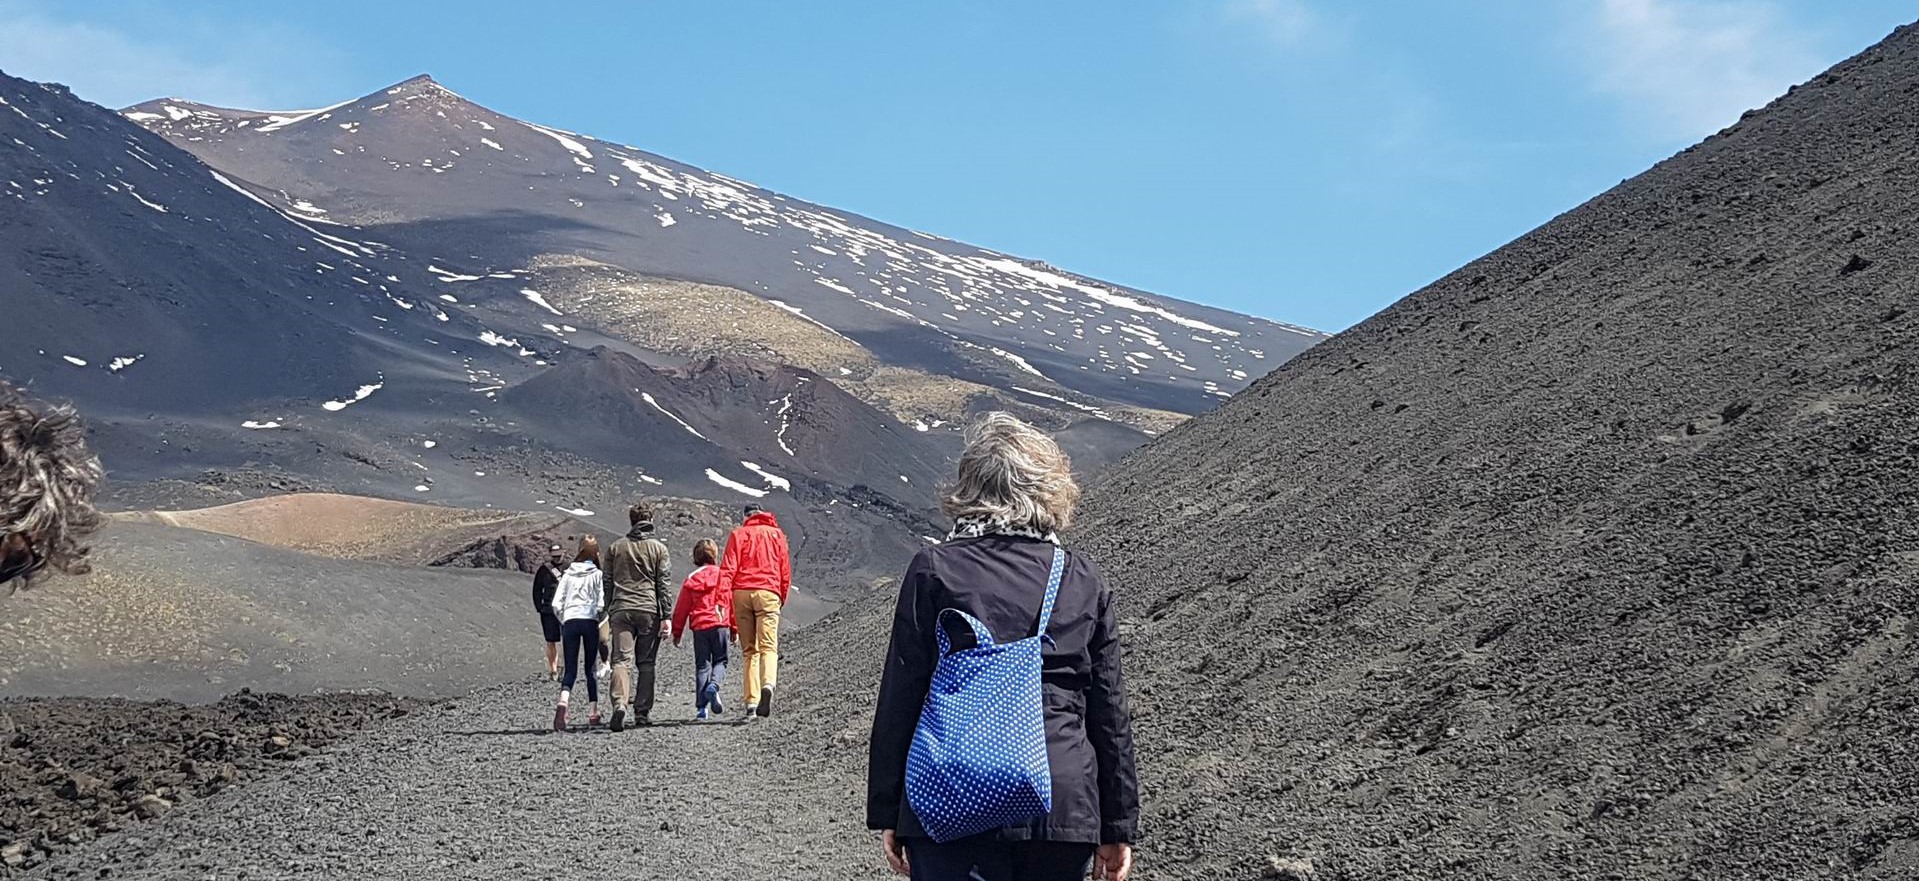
941;412;1080;534
1;386;104;590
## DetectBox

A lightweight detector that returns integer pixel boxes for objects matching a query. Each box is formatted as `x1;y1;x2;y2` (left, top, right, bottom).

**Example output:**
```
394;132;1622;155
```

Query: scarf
947;515;1060;545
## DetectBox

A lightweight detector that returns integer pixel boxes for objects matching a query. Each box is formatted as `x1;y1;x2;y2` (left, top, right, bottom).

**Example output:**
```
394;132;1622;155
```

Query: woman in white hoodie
550;534;606;731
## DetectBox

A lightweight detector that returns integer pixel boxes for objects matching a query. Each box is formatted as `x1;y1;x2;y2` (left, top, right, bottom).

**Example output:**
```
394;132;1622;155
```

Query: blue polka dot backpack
906;546;1066;843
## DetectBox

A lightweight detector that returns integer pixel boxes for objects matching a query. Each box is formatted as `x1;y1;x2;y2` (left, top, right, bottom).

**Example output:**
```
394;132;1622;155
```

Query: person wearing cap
719;502;792;718
532;544;566;679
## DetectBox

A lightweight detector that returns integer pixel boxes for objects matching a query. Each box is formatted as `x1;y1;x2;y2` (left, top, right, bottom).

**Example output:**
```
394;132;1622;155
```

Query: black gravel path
29;673;888;880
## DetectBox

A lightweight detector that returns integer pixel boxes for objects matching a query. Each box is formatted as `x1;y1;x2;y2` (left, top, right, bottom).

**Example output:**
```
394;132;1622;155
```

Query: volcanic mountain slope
499;346;949;506
125;75;1324;425
0;74;519;417
1050;23;1919;881
0;69;933;588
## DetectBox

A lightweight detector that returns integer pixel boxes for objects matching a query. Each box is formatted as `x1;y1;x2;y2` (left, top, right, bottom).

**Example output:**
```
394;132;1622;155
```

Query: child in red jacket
671;538;733;720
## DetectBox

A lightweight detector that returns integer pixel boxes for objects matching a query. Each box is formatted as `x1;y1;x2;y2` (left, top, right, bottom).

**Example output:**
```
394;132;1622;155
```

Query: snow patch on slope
706;469;768;498
521;121;593;159
521;289;563;315
641;393;707;440
322;381;383;411
974;258;1239;337
739;461;791;492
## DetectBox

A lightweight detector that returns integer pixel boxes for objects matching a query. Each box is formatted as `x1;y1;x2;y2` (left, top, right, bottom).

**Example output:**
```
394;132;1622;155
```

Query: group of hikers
2;385;1137;881
531;500;790;731
519;414;1139;880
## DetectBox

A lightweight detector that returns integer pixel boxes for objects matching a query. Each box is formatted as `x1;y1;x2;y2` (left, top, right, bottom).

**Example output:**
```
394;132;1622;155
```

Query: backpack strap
1034;547;1067;639
936;608;997;656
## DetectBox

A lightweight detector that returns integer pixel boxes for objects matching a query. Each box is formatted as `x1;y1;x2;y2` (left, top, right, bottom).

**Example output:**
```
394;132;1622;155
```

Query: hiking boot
757;687;773;718
610;707;626;733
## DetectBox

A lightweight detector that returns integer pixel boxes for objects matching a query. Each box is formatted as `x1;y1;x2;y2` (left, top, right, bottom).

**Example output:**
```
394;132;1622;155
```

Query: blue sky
1;1;1912;331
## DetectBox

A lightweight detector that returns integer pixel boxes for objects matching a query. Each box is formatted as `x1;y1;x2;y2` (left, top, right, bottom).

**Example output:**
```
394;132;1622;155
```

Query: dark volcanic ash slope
1055;23;1919;881
500;346;950;505
125;76;1324;418
0;69;560;505
0;73;522;419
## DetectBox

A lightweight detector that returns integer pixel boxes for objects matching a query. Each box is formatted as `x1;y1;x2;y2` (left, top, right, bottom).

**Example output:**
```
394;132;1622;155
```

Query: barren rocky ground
0;691;423;875
1059;22;1919;881
23;668;892;880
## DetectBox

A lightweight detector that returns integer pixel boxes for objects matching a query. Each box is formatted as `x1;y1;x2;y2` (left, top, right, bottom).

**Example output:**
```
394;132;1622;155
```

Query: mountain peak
371;73;466;102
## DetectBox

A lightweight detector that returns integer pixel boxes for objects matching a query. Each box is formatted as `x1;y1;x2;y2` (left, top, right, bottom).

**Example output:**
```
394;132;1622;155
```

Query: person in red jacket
717;504;792;718
671;538;733;720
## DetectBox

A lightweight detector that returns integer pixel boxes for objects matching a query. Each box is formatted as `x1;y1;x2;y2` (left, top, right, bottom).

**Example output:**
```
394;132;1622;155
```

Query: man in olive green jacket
602;501;671;730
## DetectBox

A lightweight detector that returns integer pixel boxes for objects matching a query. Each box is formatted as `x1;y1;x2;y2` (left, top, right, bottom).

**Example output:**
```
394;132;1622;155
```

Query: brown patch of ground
111;493;542;564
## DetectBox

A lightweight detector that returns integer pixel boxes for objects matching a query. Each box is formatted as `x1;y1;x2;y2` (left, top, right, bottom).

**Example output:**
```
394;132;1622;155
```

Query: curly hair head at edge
0;384;105;589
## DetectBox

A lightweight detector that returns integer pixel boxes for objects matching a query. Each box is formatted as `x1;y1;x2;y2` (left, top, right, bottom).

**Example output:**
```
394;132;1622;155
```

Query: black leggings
906;838;1096;881
560;618;601;702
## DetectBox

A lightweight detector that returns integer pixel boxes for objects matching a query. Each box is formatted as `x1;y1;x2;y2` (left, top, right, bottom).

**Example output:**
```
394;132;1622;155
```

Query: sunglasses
0;533;44;587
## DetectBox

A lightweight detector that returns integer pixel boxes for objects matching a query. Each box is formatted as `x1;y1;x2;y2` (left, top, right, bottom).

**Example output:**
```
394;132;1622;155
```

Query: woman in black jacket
867;413;1138;881
532;544;565;679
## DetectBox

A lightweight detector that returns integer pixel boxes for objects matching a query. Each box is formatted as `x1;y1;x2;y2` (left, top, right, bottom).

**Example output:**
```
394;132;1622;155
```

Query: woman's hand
881;830;910;876
1094;843;1132;880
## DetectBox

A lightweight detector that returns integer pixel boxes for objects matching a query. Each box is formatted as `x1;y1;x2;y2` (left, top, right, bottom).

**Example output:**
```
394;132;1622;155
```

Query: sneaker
707;686;724;716
757;687;773;718
596;662;611;682
696;708;708;721
552;703;567;732
610;707;626;733
742;705;758;721
635;715;652;728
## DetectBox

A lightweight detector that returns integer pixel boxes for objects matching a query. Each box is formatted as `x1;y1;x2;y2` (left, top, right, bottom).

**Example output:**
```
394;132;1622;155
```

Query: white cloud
1586;0;1825;140
0;1;348;110
1223;0;1320;46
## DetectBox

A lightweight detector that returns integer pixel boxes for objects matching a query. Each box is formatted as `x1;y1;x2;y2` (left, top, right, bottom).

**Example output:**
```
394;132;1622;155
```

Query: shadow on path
448;718;728;737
